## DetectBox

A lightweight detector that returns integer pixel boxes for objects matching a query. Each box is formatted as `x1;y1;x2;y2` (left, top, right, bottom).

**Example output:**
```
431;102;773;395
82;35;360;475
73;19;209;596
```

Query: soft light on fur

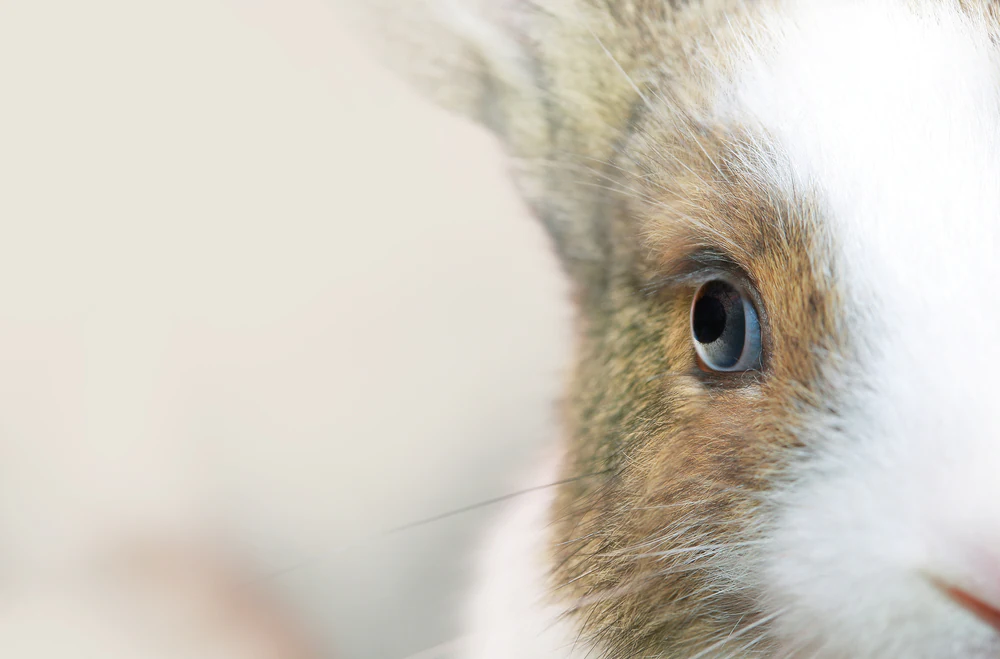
366;0;1000;656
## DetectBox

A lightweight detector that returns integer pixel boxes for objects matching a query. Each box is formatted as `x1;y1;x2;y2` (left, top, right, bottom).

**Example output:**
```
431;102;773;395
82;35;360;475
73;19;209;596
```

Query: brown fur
367;0;862;655
549;117;847;655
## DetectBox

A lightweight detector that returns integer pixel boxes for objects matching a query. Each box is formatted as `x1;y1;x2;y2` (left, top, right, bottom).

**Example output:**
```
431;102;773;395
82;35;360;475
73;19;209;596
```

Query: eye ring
690;278;762;372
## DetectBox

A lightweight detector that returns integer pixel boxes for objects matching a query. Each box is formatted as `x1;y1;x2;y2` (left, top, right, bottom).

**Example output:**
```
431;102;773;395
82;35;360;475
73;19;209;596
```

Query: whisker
588;27;654;117
686;608;787;659
721;613;749;652
248;469;613;585
558;562;730;611
720;630;770;659
615;540;765;561
625;499;720;512
393;638;465;659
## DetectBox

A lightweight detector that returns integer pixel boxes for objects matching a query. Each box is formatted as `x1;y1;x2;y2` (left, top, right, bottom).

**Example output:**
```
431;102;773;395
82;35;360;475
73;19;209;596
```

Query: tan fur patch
404;1;856;654
549;113;848;654
358;0;937;655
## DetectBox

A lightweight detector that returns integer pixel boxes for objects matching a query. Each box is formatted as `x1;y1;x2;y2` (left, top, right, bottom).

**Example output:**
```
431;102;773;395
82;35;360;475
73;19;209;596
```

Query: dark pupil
693;294;728;344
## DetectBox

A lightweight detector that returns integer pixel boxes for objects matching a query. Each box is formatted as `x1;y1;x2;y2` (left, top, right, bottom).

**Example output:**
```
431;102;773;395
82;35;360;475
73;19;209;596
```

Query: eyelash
642;256;769;374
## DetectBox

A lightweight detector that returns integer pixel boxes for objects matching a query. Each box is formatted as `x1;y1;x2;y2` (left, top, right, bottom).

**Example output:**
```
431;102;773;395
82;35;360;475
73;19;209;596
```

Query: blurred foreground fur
1;541;323;659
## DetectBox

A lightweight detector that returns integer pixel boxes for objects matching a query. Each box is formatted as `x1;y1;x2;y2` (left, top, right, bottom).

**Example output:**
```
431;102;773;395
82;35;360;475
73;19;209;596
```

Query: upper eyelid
642;250;745;296
643;259;767;332
643;269;726;295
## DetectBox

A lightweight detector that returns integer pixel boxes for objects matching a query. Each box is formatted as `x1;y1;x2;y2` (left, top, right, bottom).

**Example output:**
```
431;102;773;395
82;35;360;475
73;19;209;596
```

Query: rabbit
356;0;1000;656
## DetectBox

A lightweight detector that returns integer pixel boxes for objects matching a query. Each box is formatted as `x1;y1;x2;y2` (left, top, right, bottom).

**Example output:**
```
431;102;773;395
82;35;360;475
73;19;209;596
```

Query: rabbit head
368;1;1000;656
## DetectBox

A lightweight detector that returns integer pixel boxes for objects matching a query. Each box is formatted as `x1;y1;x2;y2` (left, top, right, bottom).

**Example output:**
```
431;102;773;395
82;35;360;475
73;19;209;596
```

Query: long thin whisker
687;608;787;659
720;629;770;659
625;500;721;512
589;28;654;114
615;540;765;561
248;469;613;585
558;562;730;611
393;638;466;659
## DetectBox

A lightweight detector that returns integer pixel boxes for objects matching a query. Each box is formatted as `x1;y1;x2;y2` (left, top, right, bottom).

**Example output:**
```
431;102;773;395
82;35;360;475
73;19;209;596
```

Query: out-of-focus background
0;1;570;657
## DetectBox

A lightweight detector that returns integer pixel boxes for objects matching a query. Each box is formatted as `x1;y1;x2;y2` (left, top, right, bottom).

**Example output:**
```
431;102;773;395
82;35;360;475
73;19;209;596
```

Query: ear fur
353;0;531;130
345;0;656;296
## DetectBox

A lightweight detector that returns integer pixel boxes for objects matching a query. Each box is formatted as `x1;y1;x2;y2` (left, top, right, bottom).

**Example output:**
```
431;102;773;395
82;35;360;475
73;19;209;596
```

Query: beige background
0;1;570;657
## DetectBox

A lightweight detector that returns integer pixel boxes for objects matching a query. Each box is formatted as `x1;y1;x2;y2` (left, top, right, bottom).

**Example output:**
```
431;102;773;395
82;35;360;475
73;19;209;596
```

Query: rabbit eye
690;279;762;372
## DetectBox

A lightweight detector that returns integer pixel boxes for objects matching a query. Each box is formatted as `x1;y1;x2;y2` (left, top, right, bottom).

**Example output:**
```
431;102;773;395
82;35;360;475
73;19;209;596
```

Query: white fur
471;2;1000;657
722;1;1000;656
462;453;596;659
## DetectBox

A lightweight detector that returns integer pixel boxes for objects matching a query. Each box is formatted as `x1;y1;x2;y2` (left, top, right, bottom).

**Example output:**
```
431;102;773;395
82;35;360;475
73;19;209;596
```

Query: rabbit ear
349;0;646;295
359;0;539;134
